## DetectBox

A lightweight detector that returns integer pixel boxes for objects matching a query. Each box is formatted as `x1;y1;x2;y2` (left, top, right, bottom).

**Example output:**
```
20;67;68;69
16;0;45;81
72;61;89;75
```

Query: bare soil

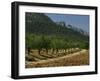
25;49;89;68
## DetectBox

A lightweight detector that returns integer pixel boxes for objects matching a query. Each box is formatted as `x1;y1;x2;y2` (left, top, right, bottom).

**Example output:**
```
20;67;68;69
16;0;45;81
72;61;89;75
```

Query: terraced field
25;49;89;68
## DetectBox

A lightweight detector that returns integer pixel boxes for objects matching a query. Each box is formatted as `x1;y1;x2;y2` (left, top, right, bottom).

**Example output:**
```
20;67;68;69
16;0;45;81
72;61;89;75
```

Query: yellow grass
25;49;89;68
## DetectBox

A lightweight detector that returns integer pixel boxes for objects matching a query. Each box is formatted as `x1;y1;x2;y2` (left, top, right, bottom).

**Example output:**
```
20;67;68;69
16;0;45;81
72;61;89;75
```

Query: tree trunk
46;48;48;54
52;48;54;54
65;49;67;54
56;49;58;54
38;49;41;55
28;47;31;55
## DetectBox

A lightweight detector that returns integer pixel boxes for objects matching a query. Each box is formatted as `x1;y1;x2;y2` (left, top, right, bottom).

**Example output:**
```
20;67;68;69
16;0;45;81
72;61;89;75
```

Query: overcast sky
45;13;89;33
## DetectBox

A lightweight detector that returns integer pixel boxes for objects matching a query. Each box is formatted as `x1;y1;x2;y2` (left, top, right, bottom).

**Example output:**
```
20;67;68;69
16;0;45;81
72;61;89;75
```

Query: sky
45;13;89;32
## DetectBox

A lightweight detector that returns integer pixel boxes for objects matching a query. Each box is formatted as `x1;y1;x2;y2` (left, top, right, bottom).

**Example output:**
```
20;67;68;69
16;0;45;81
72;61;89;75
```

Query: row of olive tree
26;34;89;55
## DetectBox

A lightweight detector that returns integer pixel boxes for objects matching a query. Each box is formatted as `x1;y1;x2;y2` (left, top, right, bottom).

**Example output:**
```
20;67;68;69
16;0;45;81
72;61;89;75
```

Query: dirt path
26;49;89;68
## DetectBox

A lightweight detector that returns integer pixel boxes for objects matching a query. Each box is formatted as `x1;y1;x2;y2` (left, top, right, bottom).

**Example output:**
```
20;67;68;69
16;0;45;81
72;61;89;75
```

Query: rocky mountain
25;13;89;42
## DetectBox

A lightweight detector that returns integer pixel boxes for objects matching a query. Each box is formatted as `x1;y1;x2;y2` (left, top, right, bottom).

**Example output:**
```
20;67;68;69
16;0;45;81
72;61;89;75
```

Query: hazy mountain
67;24;89;36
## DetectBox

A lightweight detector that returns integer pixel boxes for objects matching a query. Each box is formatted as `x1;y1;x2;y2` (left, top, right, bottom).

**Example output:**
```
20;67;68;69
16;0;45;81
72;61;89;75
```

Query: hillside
25;12;89;42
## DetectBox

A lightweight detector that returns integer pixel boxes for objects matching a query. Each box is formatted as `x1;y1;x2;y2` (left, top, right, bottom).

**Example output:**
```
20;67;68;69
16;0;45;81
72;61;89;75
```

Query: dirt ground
25;49;89;68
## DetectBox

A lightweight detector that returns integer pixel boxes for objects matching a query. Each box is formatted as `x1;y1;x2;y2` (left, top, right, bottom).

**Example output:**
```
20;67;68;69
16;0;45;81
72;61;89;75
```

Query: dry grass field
25;49;89;68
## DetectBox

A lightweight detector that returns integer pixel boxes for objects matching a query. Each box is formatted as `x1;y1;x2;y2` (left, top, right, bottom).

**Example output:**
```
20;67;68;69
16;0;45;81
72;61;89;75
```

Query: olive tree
26;33;35;55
